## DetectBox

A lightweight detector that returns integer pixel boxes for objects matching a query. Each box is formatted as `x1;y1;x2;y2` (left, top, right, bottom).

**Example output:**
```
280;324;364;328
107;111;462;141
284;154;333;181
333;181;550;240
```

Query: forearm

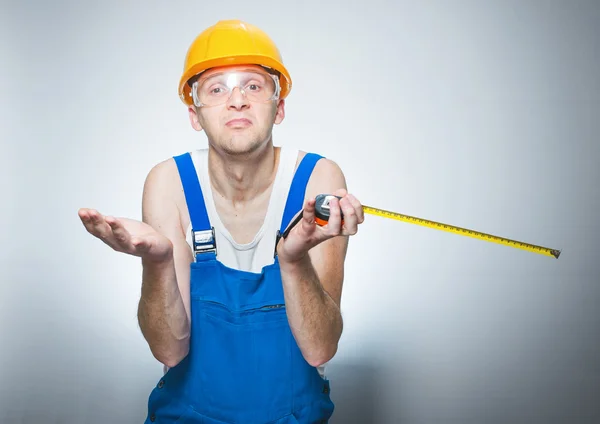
279;254;343;367
138;255;190;367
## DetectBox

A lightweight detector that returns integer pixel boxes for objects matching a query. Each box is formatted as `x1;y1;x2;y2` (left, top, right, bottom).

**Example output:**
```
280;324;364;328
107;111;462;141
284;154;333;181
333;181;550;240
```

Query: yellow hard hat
178;19;292;106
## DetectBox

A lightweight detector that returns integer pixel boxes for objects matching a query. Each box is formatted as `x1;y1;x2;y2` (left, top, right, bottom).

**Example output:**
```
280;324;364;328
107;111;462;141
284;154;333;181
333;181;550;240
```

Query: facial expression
188;64;285;156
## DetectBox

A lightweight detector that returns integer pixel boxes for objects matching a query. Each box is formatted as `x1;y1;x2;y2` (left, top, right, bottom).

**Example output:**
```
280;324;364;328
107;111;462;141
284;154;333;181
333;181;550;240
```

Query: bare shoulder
143;158;180;201
297;151;347;201
142;157;190;239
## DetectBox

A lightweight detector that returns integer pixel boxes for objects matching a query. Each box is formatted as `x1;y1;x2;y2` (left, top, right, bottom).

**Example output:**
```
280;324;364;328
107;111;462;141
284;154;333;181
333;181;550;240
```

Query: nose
227;86;249;109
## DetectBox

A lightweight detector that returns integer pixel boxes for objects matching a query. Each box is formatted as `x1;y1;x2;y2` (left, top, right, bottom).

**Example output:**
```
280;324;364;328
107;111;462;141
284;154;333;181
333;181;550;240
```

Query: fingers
325;193;364;236
325;196;343;234
78;208;169;260
338;196;357;234
300;198;317;231
105;215;131;245
79;208;134;252
333;188;348;198
343;194;365;224
79;208;113;241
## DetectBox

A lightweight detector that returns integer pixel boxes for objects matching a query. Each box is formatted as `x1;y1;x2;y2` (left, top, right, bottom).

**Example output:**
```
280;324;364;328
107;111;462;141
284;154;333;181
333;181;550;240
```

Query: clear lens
192;70;279;107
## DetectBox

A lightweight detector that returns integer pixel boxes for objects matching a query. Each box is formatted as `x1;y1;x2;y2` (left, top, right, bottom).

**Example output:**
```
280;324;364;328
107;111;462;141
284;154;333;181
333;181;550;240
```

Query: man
78;19;364;423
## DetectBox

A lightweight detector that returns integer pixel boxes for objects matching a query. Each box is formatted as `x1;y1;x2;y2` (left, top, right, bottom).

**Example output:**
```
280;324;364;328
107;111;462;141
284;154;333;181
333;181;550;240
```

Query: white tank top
182;147;327;378
184;147;298;272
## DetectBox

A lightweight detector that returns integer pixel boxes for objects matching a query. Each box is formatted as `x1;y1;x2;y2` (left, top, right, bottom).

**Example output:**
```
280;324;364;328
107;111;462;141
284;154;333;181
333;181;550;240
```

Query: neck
207;142;280;205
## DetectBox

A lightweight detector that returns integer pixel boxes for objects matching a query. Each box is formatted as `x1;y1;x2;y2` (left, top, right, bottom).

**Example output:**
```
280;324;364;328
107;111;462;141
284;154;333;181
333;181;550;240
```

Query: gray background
1;0;599;423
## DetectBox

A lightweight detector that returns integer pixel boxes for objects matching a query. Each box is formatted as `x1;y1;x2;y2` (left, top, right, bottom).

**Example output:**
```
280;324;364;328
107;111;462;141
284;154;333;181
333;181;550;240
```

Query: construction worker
78;19;364;423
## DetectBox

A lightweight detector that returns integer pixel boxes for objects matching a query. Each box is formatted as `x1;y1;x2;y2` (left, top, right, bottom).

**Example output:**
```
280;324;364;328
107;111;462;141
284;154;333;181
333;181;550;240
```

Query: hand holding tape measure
281;194;561;259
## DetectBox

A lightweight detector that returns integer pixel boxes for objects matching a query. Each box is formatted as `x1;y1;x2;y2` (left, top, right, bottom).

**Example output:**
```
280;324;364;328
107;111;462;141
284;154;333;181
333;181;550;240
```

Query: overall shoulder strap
173;152;216;261
279;152;324;234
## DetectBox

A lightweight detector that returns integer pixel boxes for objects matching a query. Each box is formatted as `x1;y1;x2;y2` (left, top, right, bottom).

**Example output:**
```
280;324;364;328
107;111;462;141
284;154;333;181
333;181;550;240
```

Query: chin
221;136;266;156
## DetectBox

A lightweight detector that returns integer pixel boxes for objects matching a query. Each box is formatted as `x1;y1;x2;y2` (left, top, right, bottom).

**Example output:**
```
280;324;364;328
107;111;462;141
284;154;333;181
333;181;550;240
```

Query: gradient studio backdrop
2;1;599;423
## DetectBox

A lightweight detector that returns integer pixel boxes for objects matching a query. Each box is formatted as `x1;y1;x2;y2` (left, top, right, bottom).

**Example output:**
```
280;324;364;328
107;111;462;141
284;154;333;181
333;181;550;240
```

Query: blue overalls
143;152;335;423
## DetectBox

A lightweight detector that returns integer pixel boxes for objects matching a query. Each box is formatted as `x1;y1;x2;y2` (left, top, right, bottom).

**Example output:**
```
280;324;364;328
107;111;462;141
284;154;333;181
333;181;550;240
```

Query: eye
245;81;263;91
207;84;228;95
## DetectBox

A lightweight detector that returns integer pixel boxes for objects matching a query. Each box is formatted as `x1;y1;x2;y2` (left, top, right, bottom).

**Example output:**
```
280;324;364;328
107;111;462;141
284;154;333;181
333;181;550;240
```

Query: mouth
225;118;252;128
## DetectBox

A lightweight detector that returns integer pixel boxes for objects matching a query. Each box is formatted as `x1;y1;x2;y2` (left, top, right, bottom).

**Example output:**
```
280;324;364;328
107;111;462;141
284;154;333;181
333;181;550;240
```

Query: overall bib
144;152;335;423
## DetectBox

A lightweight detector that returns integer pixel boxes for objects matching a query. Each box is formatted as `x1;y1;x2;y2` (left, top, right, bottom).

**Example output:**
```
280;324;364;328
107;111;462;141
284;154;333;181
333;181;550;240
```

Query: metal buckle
192;228;217;257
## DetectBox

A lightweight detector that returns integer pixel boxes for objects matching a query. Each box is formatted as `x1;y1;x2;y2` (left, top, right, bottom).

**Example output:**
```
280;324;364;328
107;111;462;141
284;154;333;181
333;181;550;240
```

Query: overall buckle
192;228;217;258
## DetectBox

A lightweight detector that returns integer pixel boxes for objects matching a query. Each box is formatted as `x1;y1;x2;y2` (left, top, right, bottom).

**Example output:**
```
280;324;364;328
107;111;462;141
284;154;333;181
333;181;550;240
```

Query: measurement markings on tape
311;194;561;259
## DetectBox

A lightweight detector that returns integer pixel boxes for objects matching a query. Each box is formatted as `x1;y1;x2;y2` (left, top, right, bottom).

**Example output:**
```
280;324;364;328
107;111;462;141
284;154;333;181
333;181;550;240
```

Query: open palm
78;208;173;262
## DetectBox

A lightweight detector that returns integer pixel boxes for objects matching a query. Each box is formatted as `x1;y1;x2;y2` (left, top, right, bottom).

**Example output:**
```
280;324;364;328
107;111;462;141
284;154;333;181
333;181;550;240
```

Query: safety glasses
191;70;280;107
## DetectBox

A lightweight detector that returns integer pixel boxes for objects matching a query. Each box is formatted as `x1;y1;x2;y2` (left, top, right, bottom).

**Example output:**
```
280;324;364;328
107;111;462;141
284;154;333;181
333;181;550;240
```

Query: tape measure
314;194;561;259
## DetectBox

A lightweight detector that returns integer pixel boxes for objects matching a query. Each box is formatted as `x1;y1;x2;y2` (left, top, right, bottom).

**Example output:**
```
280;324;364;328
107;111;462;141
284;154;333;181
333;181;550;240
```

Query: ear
188;106;204;131
274;99;285;125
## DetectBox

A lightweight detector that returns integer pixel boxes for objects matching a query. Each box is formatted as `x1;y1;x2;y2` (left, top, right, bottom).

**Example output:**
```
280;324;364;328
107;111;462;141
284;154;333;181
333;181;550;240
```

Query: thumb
131;236;153;253
333;188;348;197
300;198;317;231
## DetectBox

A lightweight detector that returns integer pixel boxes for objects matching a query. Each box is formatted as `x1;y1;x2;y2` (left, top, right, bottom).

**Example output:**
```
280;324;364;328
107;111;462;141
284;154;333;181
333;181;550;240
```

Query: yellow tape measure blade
361;205;560;259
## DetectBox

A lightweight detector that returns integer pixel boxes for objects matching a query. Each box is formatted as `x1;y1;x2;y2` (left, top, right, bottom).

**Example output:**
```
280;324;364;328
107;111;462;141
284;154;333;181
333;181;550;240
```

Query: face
187;64;286;156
